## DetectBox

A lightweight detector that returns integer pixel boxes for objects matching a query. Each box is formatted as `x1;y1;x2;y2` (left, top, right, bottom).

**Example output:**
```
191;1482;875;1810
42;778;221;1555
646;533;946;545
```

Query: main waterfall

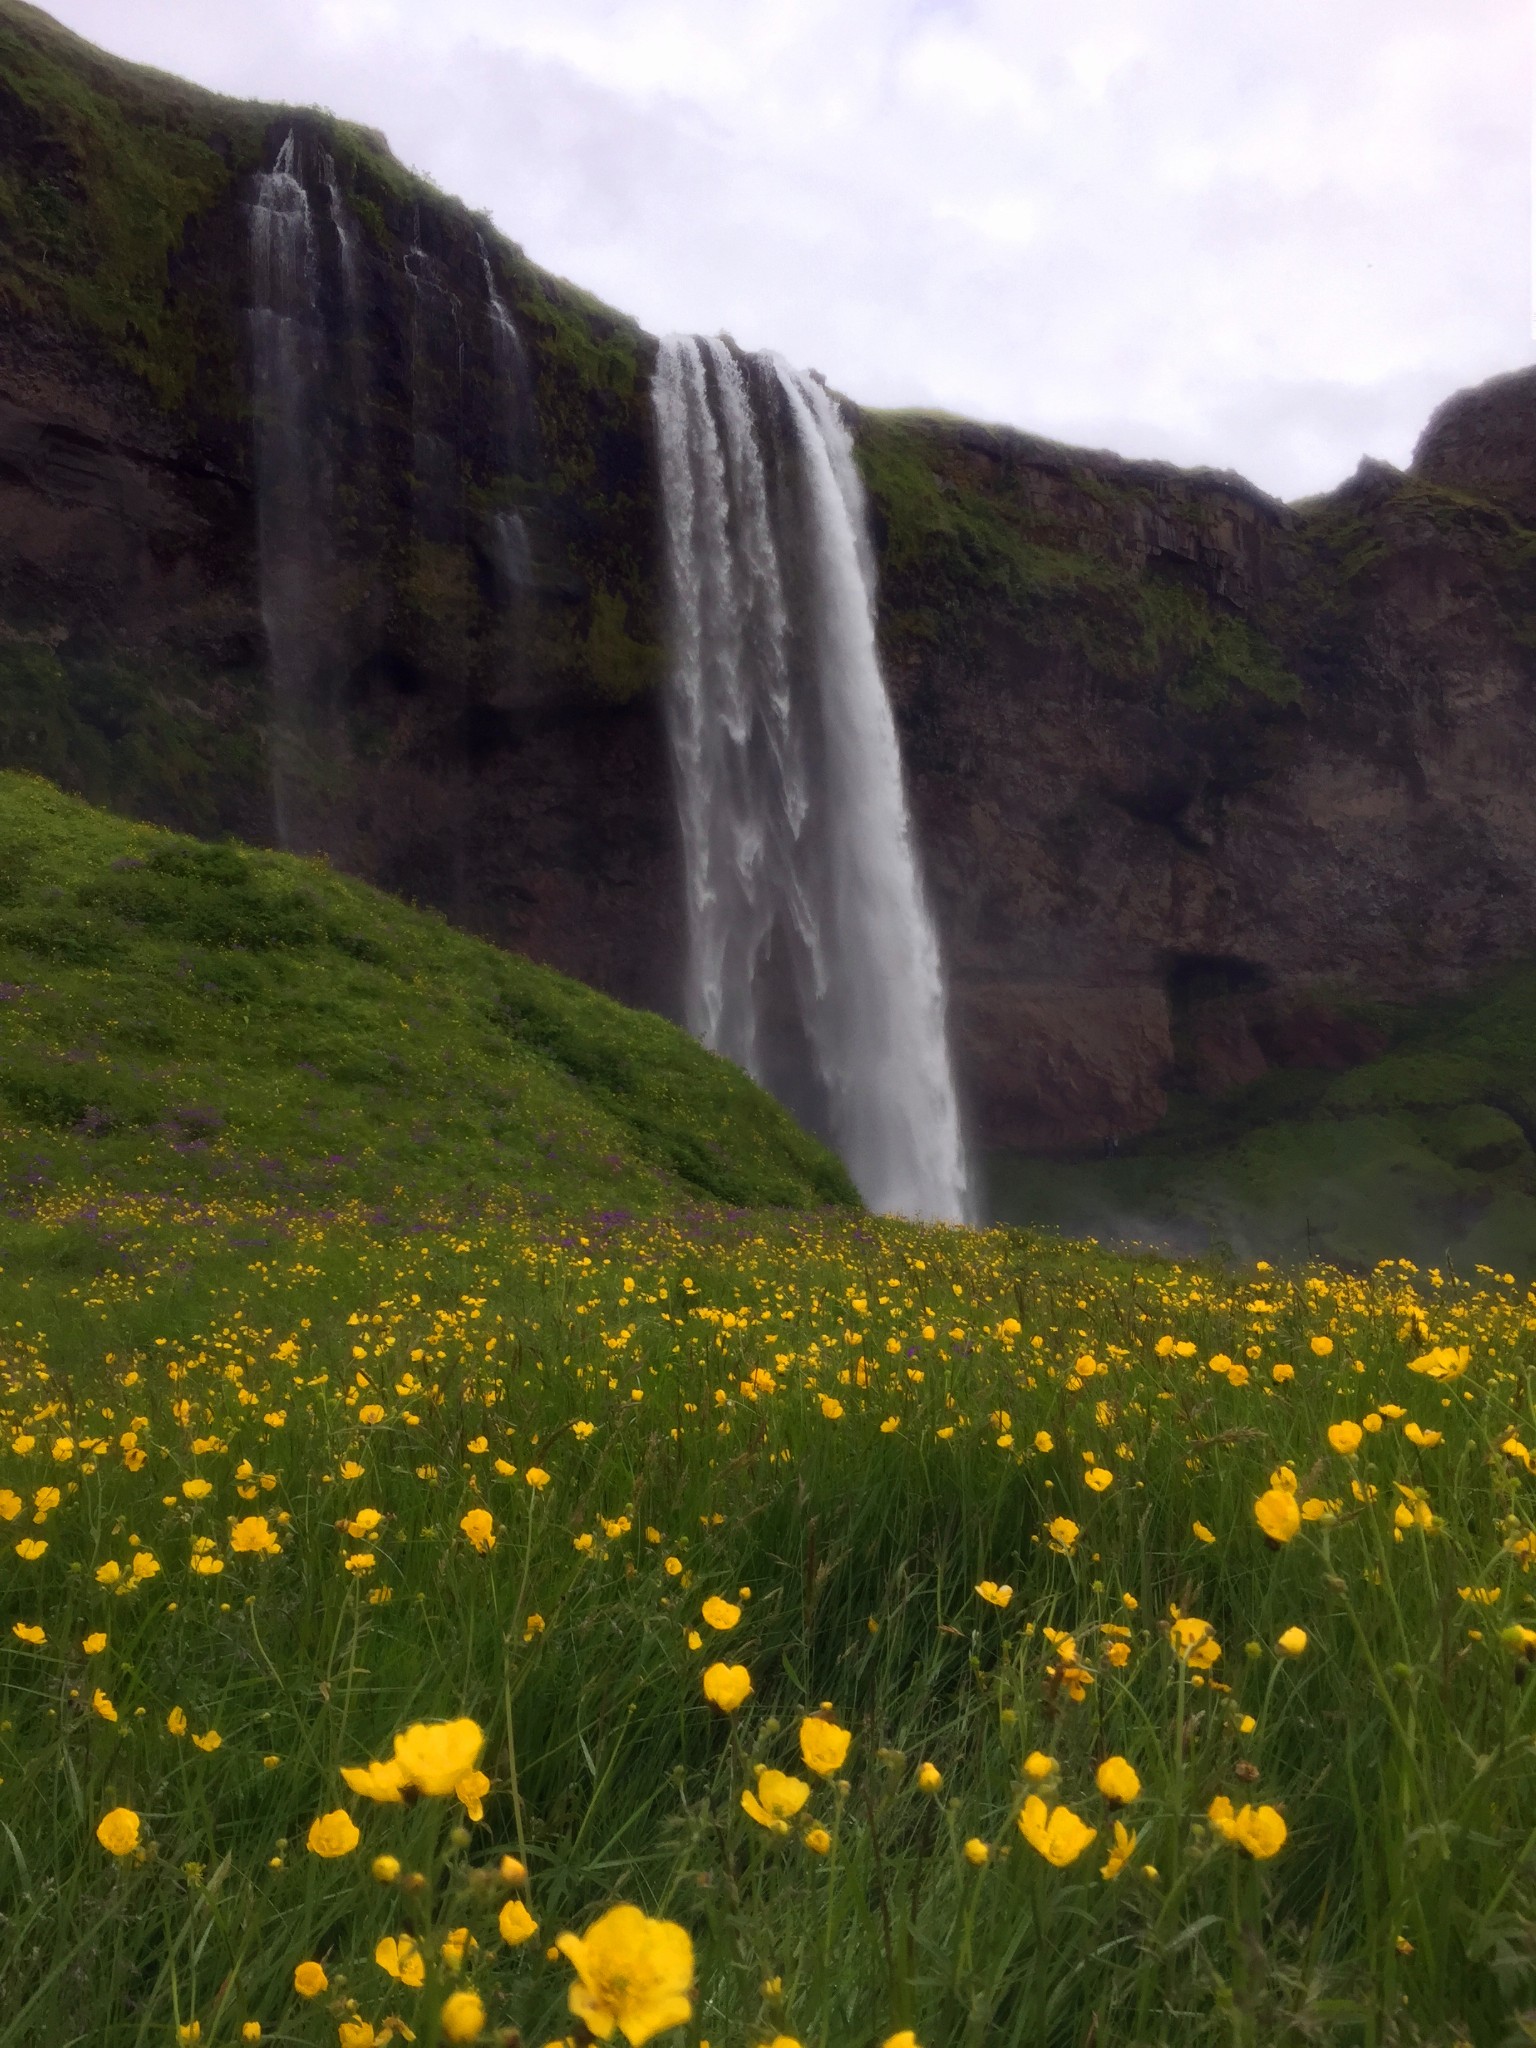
653;337;970;1223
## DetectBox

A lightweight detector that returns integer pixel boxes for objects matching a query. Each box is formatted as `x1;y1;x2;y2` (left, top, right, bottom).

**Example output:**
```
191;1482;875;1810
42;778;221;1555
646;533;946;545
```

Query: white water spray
249;131;329;852
653;336;970;1222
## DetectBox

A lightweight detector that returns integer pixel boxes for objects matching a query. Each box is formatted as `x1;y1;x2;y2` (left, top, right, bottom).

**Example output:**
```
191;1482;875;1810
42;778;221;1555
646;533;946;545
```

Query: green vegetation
4;1187;1536;2042
0;0;249;405
855;412;1300;711
0;772;855;1213
989;964;1536;1274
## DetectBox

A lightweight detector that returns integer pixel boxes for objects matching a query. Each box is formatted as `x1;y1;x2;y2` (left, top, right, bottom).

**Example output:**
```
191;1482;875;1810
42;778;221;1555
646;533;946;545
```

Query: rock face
4;0;1536;1169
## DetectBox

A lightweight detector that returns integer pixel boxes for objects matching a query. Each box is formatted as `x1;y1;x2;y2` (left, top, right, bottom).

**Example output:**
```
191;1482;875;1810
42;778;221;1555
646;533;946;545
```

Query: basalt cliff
5;0;1536;1234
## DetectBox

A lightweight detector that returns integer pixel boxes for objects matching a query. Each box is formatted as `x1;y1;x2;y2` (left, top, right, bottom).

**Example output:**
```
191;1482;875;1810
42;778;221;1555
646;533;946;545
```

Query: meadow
4;1193;1536;2048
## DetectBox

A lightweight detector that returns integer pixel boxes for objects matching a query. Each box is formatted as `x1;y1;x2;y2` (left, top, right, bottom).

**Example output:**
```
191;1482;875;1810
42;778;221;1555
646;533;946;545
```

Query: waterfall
480;236;533;473
249;131;333;853
653;336;971;1223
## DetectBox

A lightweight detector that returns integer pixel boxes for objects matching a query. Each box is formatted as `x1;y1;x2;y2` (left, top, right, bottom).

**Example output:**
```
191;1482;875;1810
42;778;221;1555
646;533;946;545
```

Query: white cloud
42;0;1534;496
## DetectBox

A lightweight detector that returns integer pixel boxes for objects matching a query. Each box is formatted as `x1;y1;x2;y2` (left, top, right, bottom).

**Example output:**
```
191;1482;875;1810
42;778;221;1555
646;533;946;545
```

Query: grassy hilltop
2;779;1536;2044
0;771;855;1219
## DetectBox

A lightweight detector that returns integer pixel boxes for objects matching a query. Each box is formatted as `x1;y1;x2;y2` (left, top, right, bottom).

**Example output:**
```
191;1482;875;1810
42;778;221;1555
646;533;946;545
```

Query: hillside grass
2;1196;1536;2045
0;772;855;1216
989;966;1536;1277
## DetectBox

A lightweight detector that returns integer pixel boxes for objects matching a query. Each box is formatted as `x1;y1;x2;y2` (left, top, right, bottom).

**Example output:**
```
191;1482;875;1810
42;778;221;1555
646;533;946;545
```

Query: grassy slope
0;772;856;1215
989;965;1536;1274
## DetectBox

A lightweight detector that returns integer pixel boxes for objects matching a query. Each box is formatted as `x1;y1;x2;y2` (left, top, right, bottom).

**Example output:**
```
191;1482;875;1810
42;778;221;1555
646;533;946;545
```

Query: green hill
0;772;857;1215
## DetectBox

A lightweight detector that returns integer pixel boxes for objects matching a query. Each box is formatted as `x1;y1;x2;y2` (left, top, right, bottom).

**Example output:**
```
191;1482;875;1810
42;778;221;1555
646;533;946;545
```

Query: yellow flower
11;1622;44;1645
1272;1362;1295;1383
1084;1466;1113;1493
459;1508;495;1554
975;1580;1013;1608
95;1561;122;1586
228;1515;281;1556
1276;1626;1308;1657
701;1662;752;1712
1407;1345;1469;1381
82;1632;107;1655
1018;1795;1097;1866
741;1768;811;1832
1034;1430;1054;1453
1095;1755;1141;1805
963;1837;990;1866
95;1806;141;1855
293;1961;327;1998
192;1730;221;1752
525;1467;551;1489
456;1769;491;1822
916;1761;942;1792
376;1933;427;1986
167;1706;188;1737
338;2024;376;2048
343;1758;409;1803
1192;1521;1215;1544
1327;1421;1363;1454
440;1925;476;1971
700;1596;741;1631
306;1809;360;1858
241;2025;262;2043
15;1538;46;1560
555;1902;695;2045
1046;1516;1079;1553
1208;1795;1287;1858
439;1990;486;2042
881;2035;921;2048
372;1853;402;1882
1309;1336;1334;1356
92;1688;117;1722
1023;1750;1056;1781
393;1718;485;1795
819;1395;844;1420
500;1897;539;1945
799;1716;851;1776
1404;1422;1443;1447
1099;1819;1137;1879
1253;1489;1300;1544
803;1825;832;1854
177;2025;201;2044
1170;1616;1221;1669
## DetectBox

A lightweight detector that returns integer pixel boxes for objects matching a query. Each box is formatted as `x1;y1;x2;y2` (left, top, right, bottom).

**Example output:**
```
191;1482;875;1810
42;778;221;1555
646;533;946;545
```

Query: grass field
4;1193;1536;2047
5;774;1536;2045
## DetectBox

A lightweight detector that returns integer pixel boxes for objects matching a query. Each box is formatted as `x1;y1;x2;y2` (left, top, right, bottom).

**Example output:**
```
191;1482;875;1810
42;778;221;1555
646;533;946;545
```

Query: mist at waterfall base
653;337;971;1226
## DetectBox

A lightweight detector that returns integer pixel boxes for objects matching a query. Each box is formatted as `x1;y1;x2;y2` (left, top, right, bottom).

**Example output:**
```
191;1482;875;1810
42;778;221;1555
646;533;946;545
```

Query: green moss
0;771;857;1215
583;587;662;703
0;3;243;405
856;413;1301;711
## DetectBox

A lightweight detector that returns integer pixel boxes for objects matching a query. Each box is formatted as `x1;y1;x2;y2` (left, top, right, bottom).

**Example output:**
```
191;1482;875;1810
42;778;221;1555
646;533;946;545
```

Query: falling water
480;236;534;473
653;336;970;1222
249;131;333;853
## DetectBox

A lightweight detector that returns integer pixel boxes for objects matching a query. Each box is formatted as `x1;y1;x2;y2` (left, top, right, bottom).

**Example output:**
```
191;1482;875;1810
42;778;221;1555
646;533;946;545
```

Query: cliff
5;0;1536;1248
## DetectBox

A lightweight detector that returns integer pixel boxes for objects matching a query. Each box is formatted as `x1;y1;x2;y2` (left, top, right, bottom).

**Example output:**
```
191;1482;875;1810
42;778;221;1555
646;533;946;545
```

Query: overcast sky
45;0;1533;499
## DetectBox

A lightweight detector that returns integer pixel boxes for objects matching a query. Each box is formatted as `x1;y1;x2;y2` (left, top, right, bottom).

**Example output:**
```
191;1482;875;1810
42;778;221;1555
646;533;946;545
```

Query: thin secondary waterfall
653;336;971;1222
249;131;330;853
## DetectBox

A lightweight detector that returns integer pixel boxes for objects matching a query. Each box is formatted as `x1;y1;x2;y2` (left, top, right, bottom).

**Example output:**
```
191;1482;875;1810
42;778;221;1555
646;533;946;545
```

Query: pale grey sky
44;0;1532;498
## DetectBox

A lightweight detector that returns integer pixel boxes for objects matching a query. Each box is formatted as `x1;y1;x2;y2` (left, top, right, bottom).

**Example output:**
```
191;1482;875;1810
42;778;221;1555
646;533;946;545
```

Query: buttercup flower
701;1662;752;1712
95;1807;140;1856
803;1825;831;1854
799;1715;851;1776
1019;1795;1097;1866
459;1507;495;1553
376;1934;427;1987
1023;1750;1056;1781
700;1596;740;1631
1208;1795;1288;1858
1095;1755;1141;1805
456;1769;491;1822
1046;1515;1080;1553
1100;1819;1138;1879
229;1516;281;1557
741;1767;811;1832
1277;1626;1309;1657
500;1897;539;1945
555;1902;695;2045
393;1717;485;1795
916;1761;942;1792
306;1809;360;1858
292;1961;327;1998
975;1580;1013;1608
439;1990;486;2042
1254;1488;1300;1544
1327;1422;1363;1455
343;1758;408;1803
963;1837;990;1866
